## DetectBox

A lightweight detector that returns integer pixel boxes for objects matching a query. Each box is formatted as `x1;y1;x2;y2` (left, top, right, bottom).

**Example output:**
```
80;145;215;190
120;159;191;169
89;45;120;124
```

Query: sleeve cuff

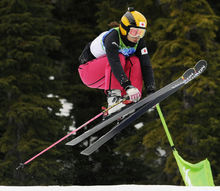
121;80;131;89
145;84;156;94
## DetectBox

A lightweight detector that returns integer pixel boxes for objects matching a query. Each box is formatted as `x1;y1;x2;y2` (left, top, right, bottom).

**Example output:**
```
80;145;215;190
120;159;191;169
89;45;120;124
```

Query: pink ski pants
78;54;143;96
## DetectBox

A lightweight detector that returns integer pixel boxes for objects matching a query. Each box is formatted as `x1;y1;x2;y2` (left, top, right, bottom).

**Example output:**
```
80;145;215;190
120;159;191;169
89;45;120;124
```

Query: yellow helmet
119;7;147;36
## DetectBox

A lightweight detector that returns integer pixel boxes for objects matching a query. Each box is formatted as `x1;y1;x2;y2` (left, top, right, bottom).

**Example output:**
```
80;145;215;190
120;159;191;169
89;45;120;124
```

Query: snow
0;185;219;191
56;99;73;117
157;146;166;156
134;122;144;129
49;76;55;80
46;94;73;117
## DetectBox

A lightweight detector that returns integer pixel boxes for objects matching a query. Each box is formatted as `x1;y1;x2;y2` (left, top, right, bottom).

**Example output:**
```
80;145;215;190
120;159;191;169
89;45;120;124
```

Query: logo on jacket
141;47;148;55
112;42;119;47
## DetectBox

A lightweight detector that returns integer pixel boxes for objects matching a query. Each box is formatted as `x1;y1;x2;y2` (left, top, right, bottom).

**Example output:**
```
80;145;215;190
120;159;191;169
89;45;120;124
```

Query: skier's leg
78;56;107;89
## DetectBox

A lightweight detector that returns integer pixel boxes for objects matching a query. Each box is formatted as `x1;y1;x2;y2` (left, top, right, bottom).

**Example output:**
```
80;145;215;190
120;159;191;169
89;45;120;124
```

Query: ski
80;60;207;155
66;77;184;146
66;60;206;147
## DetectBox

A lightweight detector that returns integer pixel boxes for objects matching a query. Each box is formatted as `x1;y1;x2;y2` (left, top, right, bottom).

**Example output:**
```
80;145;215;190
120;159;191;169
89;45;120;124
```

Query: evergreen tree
50;0;105;185
1;0;218;186
52;0;156;185
149;0;220;185
0;0;70;185
82;1;156;185
115;0;220;185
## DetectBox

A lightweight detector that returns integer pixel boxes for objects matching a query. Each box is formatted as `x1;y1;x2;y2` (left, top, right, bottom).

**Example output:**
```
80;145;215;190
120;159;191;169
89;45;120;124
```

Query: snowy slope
0;185;219;191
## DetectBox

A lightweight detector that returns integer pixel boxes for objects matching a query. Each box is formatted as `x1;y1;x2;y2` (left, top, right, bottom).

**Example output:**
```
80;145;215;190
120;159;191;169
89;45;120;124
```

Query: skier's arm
104;30;131;89
135;39;156;93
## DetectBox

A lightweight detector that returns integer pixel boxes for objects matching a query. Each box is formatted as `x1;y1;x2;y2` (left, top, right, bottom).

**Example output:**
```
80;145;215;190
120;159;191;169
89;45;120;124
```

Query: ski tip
198;59;207;66
194;60;207;75
196;60;207;69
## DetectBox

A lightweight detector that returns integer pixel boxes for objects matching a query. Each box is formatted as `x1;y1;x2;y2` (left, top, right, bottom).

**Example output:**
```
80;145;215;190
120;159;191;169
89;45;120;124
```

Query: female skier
78;7;156;116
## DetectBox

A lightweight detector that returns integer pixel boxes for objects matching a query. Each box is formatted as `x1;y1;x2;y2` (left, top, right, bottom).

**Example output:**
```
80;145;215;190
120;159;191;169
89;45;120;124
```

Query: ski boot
102;89;125;120
102;89;134;121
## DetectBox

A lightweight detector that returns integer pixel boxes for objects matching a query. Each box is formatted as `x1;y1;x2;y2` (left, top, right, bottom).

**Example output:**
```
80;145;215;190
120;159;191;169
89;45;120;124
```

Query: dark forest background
0;0;220;186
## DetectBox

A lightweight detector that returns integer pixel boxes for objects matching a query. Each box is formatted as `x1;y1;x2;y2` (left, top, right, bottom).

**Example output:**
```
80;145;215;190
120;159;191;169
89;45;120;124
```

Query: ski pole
16;97;127;170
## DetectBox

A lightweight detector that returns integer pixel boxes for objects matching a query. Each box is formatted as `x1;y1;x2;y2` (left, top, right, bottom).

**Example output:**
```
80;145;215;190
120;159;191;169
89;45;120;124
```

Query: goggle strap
129;25;146;30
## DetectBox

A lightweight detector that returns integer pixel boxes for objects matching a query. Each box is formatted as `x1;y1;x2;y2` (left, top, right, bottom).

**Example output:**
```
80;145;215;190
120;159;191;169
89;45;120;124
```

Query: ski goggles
128;27;146;38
